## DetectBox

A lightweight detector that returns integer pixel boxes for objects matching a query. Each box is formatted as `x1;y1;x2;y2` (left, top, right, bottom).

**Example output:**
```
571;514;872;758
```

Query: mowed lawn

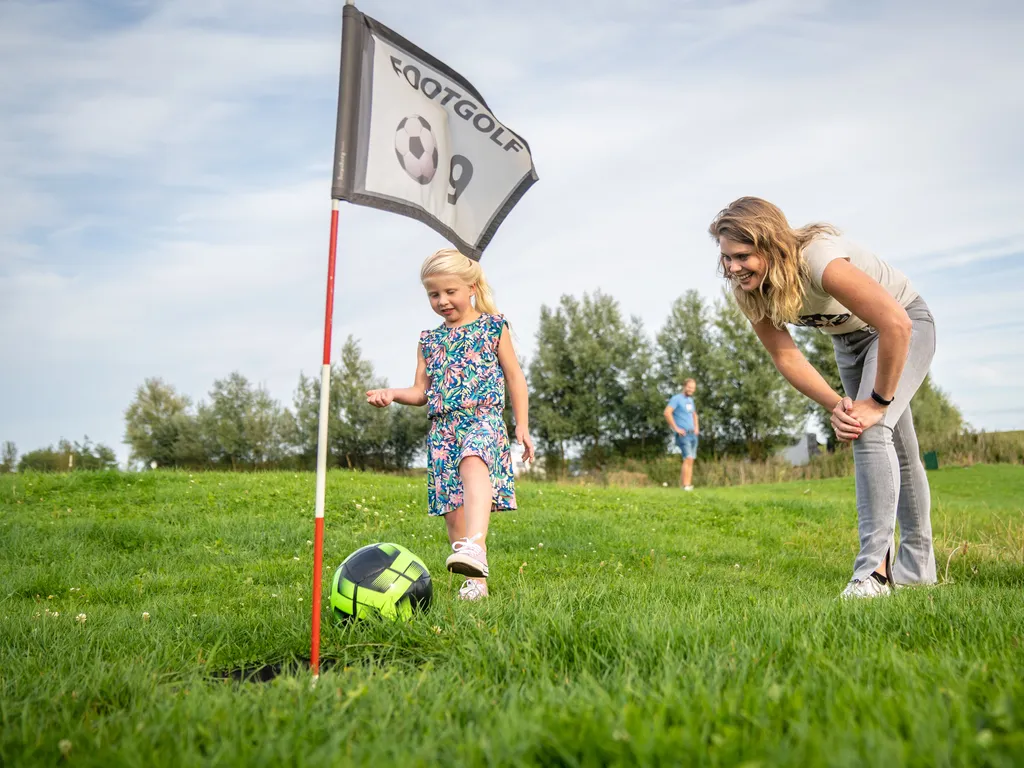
1;465;1022;767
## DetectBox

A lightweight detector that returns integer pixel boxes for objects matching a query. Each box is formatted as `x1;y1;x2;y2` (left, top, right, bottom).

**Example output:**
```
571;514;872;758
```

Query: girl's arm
751;319;862;440
819;259;913;404
366;345;429;407
496;324;534;462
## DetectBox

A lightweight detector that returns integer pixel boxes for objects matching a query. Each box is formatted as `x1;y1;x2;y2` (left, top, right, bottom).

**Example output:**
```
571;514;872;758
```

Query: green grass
1;465;1022;767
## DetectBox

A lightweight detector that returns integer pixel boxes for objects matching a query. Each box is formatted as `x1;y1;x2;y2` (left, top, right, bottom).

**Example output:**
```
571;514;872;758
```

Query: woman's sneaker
446;534;488;578
458;579;488;601
841;574;892;599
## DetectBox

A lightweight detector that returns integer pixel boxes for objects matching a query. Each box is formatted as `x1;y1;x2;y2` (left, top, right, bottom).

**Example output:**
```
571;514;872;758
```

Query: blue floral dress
420;313;517;517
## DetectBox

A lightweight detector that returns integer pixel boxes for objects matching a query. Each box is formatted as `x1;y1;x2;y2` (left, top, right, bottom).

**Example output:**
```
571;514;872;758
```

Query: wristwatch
871;390;894;407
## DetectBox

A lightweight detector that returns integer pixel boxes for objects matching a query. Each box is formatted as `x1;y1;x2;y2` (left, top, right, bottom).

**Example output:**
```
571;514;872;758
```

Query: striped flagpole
310;199;340;679
311;0;360;682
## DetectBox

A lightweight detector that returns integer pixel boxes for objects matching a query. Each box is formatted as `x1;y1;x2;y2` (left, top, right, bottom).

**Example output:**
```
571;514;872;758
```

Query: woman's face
719;235;767;292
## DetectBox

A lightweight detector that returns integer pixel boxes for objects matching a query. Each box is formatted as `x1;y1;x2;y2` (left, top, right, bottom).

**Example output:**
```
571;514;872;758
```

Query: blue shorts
675;434;698;459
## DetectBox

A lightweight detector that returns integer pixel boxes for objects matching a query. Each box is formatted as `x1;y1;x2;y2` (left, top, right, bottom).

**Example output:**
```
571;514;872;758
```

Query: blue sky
2;0;1023;465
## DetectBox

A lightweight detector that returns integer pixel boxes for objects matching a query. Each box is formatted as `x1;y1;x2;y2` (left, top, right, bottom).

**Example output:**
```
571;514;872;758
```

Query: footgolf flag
309;1;538;676
332;2;538;260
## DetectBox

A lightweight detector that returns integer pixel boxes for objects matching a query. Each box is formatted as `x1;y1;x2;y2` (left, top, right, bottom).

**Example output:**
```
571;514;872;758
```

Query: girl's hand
830;396;862;442
846;398;887;434
516;424;535;463
366;388;393;408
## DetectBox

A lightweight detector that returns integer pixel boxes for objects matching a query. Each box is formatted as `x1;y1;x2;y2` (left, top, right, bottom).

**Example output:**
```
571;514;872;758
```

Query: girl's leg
458;455;493;548
445;456;493;589
846;305;936;583
891;404;937;584
444;505;466;546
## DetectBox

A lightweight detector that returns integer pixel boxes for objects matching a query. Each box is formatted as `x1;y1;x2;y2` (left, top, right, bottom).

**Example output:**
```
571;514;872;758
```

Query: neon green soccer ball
330;542;433;622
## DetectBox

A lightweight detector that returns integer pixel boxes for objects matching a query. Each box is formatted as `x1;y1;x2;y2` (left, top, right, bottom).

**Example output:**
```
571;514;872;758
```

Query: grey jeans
831;297;937;584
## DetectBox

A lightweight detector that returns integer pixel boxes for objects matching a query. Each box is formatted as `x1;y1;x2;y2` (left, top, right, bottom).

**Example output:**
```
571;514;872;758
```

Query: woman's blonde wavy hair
708;197;838;327
419;248;499;315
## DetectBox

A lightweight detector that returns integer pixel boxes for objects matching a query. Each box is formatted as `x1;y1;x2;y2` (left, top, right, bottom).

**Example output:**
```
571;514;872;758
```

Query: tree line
2;290;964;473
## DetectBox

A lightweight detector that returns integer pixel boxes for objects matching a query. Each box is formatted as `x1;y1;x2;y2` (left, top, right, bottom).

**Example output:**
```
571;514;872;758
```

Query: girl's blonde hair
708;197;838;327
419;248;499;315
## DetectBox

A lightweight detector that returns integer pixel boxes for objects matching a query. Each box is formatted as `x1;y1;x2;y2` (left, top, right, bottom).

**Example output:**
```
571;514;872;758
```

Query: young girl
709;197;937;599
366;248;534;600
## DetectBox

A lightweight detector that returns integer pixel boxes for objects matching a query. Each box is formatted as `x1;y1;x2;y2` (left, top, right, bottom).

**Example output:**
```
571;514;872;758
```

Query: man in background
665;378;699;491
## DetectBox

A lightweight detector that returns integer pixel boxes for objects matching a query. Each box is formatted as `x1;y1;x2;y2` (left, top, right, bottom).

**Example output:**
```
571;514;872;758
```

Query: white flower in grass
142;612;150;621
59;739;72;757
75;614;87;623
538;543;544;548
293;556;300;561
734;564;740;569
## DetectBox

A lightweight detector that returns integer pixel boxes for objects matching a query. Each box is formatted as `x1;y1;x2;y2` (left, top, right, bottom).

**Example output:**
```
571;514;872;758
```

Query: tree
528;304;575;472
795;326;844;450
18;448;63;472
910;375;966;450
287;336;429;471
71;436;118;470
331;337;398;470
124;378;196;468
614;317;668;458
529;292;638;469
708;296;809;458
16;437;117;472
199;372;290;470
287;371;322;470
656;291;721;454
1;441;16;473
387;403;430;470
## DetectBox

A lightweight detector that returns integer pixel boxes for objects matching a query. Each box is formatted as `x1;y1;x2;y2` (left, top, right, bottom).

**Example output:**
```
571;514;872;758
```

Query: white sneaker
458;579;488;600
446;534;489;578
841;576;892;599
683;485;694;492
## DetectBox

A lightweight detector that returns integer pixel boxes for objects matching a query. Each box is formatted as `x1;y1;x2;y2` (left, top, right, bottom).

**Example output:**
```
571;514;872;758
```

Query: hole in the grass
210;659;340;683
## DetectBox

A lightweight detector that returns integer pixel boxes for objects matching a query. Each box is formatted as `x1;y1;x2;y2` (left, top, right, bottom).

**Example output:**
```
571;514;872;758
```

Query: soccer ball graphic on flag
394;115;439;185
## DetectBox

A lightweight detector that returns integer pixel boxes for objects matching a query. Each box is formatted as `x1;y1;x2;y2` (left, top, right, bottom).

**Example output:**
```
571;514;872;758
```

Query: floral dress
420;313;517;517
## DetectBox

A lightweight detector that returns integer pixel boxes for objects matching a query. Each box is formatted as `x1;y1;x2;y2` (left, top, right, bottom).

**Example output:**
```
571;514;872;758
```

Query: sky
2;0;1023;467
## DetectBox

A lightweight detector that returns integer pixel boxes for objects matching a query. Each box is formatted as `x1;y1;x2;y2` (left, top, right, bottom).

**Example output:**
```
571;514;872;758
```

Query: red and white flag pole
309;199;340;679
310;0;359;680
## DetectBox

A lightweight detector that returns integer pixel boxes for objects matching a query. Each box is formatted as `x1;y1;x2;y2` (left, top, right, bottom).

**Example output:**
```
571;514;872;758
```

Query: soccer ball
394;115;439;185
330;542;432;622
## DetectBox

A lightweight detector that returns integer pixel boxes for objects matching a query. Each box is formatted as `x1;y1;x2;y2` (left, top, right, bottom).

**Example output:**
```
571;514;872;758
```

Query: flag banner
332;5;538;260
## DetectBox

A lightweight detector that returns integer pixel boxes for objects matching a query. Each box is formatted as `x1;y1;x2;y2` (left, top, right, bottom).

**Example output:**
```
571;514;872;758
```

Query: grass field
2;465;1022;766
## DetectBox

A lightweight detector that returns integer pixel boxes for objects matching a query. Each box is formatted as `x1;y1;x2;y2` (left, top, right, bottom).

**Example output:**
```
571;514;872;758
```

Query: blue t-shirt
667;394;696;432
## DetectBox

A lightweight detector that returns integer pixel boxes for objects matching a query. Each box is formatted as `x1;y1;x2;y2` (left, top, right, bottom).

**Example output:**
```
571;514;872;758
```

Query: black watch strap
871;390;894;407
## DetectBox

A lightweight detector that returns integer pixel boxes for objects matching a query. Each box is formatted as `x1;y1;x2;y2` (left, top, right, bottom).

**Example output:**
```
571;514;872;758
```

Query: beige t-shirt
797;235;918;335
